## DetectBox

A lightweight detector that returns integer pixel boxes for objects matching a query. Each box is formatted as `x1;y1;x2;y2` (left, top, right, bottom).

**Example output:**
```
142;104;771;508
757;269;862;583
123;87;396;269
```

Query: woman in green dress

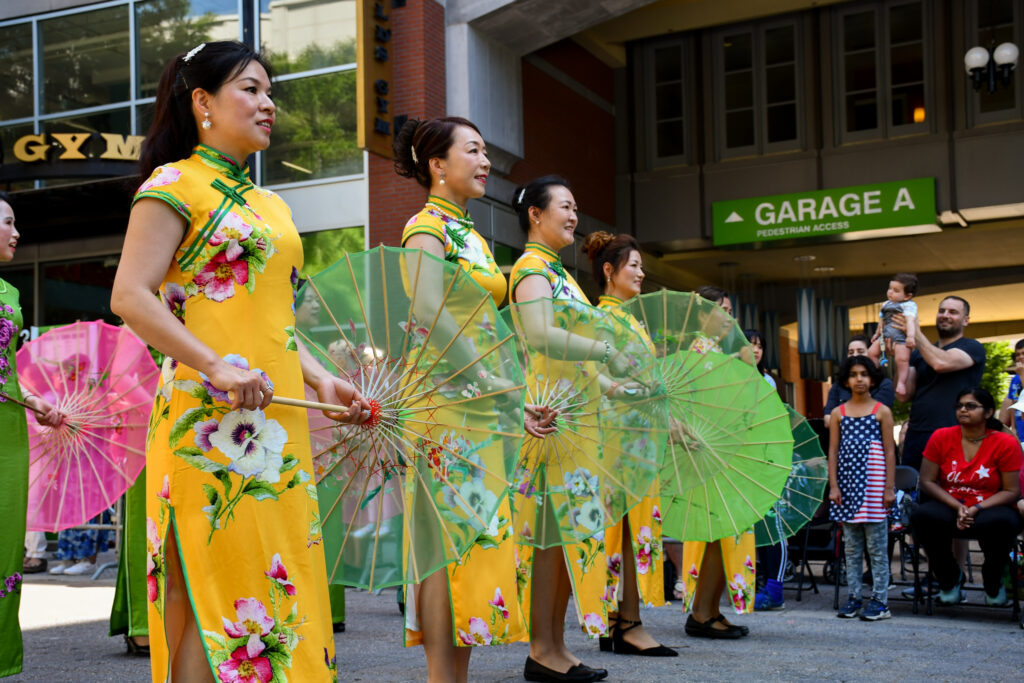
0;191;64;678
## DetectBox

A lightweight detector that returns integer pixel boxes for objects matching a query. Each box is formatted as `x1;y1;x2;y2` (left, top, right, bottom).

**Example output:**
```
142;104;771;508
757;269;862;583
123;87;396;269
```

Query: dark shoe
598;615;616;652
859;598;891;621
610;618;677;656
332;621;346;633
684;614;743;639
524;657;597;682
22;557;47;574
837;597;862;618
123;635;150;657
571;663;608;681
714;614;748;636
754;590;785;611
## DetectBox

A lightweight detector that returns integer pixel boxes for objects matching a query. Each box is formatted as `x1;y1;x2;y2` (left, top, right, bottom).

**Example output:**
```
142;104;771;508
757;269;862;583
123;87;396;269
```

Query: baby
868;273;918;397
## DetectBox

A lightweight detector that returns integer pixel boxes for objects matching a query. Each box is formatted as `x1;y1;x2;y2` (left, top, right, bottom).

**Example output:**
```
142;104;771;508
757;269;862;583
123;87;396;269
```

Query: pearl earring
440;171;446;185
202;112;212;130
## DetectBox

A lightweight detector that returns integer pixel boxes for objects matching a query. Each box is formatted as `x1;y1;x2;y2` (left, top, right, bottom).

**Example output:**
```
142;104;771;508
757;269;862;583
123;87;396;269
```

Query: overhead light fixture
965;42;1018;94
792;254;816;262
812;265;835;272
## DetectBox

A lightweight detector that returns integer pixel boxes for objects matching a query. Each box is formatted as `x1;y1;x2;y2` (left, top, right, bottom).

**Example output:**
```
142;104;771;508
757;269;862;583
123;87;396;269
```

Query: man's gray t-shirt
906;337;986;433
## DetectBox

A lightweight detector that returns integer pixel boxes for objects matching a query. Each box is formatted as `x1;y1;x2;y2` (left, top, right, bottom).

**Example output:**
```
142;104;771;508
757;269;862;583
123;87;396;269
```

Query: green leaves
169;407;208;448
175;447;226;473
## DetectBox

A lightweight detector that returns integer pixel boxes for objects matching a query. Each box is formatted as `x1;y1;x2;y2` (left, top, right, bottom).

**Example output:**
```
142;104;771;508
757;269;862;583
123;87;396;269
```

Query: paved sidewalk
11;558;1022;682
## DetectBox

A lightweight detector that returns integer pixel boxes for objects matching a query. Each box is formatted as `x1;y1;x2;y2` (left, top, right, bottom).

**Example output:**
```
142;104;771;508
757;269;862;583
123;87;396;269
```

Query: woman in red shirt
911;387;1023;606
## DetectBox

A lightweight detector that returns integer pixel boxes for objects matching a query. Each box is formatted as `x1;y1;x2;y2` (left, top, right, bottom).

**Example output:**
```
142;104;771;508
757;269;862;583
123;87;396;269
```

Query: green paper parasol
502;297;668;549
297;246;525;590
753;406;828;547
662;377;793;541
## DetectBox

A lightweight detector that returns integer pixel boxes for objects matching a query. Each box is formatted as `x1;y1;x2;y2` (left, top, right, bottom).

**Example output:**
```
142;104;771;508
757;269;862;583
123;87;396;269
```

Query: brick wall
510;40;616;226
367;0;447;247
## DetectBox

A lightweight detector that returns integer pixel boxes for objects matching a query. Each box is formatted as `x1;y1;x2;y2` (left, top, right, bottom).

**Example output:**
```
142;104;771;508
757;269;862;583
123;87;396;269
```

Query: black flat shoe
684;614;743;639
713;614;748;636
572;663;608;680
611;618;677;656
332;621;346;633
123;635;150;657
524;656;597;682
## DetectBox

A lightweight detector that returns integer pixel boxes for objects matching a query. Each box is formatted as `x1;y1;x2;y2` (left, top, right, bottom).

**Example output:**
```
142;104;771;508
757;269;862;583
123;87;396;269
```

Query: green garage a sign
712;178;936;246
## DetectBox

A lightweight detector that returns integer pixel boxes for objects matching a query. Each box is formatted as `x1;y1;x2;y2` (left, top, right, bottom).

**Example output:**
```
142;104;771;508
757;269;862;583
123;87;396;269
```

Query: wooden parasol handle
227;390;353;415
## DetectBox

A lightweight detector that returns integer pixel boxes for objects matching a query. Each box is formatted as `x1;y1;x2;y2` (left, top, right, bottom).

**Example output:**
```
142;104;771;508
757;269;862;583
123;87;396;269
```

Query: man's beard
937;321;962;341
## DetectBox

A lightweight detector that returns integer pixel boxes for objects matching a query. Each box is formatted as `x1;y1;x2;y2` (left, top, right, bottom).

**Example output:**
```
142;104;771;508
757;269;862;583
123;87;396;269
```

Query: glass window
299;226;364;278
40;5;131;113
714;20;801;158
842;10;879;133
836;1;930;141
260;0;357;76
136;0;241;99
0;23;34;121
41;109;133;187
0;123;38;191
42;258;120;326
261;70;360;184
889;2;924;126
651;44;686;160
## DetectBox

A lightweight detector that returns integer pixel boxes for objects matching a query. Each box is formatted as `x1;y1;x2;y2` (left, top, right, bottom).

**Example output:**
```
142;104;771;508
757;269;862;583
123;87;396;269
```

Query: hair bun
581;230;615;260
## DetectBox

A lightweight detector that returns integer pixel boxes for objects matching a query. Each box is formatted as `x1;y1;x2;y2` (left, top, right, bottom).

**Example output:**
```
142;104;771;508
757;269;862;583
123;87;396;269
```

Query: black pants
911;500;1021;595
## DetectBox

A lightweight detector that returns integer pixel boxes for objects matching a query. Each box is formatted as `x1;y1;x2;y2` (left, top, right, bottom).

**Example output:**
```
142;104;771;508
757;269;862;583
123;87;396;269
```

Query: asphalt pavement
10;550;1023;682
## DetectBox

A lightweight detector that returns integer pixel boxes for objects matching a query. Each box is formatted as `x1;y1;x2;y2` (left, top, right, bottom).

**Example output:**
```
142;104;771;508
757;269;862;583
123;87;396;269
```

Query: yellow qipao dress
135;145;336;681
509;243;613;638
677;332;756;614
400;196;527;647
596;295;666;608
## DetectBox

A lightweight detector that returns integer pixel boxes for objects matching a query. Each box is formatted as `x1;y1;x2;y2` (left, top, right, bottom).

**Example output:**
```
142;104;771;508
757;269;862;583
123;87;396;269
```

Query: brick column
367;0;447;247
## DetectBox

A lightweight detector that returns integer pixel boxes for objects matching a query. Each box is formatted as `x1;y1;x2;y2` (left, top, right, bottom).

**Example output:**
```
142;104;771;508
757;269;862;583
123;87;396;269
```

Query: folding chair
790;517;843;609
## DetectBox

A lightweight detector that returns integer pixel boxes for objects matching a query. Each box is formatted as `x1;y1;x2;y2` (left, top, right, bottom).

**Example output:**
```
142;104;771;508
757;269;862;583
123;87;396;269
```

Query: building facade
3;0;1022;413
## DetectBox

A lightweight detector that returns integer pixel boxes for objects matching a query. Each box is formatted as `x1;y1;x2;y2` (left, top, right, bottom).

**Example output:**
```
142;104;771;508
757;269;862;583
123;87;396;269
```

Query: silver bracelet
601;340;611;366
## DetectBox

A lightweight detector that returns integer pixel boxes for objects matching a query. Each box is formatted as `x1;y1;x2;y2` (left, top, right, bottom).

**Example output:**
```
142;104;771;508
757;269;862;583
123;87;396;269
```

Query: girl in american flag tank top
827;356;896;621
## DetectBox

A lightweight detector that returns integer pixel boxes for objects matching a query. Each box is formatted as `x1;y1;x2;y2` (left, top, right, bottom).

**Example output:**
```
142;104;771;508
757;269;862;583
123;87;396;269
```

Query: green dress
0;279;28;678
109;470;148;640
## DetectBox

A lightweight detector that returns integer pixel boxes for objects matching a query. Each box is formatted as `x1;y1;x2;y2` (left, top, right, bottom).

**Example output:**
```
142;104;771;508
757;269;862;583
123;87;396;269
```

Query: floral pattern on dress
167;354;311;541
0;573;22;600
203;555;306;683
0;303;19;398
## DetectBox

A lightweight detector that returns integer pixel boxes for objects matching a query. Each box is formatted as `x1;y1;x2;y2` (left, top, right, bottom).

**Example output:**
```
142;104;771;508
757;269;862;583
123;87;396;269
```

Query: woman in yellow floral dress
393;117;557;683
581;231;675;658
677;285;755;639
111;42;368;682
510;176;619;682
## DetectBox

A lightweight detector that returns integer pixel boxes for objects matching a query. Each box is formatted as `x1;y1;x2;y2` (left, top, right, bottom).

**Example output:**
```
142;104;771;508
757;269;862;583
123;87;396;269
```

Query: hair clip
183;43;206;63
411;146;418;164
517;188;526;205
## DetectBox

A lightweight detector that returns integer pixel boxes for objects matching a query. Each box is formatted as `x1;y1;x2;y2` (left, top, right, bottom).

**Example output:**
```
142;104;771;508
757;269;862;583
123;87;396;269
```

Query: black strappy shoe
610;618;677;656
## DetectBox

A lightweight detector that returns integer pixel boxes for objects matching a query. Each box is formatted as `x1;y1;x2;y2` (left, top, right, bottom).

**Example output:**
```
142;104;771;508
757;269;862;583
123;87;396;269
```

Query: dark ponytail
511;175;572;232
138;41;272;183
393;116;481;189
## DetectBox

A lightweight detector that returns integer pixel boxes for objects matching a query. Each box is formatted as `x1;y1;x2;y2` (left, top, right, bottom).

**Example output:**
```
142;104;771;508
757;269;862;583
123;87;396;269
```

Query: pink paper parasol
16;321;158;532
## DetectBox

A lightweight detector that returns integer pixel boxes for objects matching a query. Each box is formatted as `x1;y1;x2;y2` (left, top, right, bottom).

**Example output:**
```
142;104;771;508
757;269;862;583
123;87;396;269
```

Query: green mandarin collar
598;294;624;307
525;242;566;278
524;241;561;261
426;195;468;219
194;144;251;184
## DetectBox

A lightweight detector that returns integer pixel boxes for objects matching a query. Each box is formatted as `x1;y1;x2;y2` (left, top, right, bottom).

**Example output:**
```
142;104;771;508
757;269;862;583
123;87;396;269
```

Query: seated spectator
823;335;894;427
910;387;1022;606
998;338;1024;447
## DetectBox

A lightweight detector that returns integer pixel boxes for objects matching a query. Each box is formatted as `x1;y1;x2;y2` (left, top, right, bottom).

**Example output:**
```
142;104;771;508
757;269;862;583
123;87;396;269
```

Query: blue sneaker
754;590;785;611
837;597;862;618
859;598;891;621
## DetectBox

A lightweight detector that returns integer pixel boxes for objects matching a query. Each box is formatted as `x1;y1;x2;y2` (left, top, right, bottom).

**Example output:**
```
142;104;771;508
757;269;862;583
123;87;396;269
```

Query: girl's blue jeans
842;520;889;604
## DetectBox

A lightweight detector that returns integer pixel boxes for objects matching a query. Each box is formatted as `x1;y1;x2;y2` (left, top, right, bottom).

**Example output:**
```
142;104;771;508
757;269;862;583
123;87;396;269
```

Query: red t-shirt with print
922;426;1023;505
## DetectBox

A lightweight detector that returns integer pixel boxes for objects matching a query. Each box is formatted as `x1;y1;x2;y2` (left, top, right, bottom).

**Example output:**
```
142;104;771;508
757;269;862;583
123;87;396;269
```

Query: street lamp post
964;42;1019;94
